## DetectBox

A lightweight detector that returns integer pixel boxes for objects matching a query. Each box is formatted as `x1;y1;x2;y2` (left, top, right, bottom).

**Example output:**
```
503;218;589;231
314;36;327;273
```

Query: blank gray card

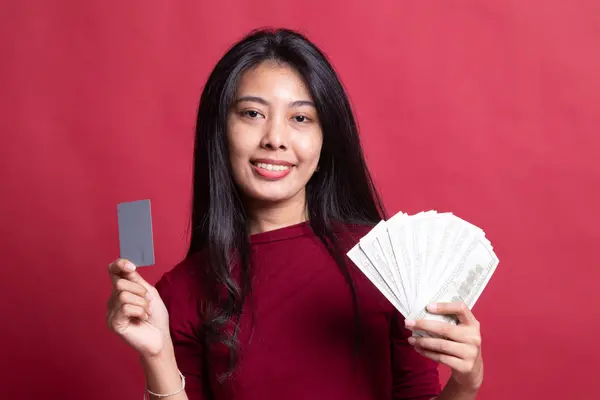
117;199;155;267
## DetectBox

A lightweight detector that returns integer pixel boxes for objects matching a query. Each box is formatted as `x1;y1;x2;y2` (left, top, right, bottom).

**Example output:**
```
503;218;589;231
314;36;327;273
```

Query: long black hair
187;27;386;395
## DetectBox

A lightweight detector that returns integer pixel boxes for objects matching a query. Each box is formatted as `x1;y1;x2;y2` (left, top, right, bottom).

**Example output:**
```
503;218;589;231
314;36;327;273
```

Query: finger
108;259;153;292
409;337;478;360
125;270;153;293
413;346;468;373
108;259;136;284
115;278;149;299
117;303;149;321
116;291;151;315
107;280;150;318
408;319;462;341
426;302;478;325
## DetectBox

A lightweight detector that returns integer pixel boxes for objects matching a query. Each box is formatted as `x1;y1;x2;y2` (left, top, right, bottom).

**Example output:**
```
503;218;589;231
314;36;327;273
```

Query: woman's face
227;61;323;205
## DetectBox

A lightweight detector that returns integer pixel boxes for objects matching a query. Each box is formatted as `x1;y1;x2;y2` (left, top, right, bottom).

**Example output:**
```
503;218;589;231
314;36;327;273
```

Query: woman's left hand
405;302;483;392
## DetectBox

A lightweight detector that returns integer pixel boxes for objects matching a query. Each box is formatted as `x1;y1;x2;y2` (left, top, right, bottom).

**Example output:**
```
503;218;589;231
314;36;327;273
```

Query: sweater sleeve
155;274;206;400
390;311;441;400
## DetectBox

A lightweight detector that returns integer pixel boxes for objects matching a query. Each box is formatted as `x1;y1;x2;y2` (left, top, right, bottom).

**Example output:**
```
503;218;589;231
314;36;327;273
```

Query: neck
246;193;308;235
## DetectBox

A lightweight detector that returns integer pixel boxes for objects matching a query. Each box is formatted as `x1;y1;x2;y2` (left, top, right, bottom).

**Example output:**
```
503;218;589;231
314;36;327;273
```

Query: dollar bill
346;210;499;338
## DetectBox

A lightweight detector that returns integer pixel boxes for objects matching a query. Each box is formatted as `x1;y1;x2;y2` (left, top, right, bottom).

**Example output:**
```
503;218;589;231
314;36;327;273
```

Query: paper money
346;210;499;338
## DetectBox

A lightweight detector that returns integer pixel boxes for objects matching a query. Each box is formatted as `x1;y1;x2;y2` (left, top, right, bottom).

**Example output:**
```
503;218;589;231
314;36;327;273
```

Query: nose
260;117;288;150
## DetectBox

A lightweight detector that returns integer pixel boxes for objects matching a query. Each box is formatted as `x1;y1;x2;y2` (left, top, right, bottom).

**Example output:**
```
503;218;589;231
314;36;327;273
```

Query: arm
142;341;189;400
431;378;479;400
107;259;206;400
146;275;206;400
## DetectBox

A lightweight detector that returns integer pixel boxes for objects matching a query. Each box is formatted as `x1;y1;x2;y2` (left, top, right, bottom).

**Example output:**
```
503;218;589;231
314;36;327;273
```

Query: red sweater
155;222;441;400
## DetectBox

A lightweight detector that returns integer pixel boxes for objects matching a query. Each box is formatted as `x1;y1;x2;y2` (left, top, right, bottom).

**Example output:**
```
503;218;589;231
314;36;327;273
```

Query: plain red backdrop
1;1;598;398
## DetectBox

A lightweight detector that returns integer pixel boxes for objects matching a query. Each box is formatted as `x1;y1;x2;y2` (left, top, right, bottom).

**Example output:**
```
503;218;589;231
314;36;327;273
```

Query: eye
241;110;264;119
294;115;310;123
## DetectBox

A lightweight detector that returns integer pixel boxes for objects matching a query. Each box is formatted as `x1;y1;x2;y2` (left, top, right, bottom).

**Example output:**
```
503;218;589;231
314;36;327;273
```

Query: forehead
235;61;313;100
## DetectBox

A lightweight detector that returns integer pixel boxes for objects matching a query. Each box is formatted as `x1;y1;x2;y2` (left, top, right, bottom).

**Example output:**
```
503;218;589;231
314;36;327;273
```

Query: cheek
227;124;253;164
294;131;323;165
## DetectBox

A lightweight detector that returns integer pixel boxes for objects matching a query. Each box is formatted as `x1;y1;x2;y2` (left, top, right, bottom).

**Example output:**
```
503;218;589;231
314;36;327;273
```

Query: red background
1;1;598;399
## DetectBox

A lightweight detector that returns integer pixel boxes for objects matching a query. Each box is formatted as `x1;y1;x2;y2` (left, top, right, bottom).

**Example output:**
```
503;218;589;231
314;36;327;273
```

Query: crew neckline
250;221;314;244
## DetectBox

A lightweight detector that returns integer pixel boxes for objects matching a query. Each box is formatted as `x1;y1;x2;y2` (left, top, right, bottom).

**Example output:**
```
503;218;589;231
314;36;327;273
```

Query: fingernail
125;262;136;271
405;319;415;327
427;304;437;312
408;337;416;345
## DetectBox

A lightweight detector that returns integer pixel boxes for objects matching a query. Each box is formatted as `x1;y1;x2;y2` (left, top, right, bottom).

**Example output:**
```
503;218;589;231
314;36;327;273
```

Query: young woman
106;28;484;400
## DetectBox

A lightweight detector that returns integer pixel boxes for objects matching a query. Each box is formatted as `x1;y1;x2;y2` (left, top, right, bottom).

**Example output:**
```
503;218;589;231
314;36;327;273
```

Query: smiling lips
251;159;294;180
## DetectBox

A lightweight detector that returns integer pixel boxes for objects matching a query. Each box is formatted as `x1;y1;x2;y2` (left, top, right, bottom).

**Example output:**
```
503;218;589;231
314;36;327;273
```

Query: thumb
114;259;153;292
123;267;153;293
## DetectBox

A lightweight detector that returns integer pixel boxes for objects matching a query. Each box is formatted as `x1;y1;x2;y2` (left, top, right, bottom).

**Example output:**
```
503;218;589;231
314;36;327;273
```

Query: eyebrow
234;95;315;108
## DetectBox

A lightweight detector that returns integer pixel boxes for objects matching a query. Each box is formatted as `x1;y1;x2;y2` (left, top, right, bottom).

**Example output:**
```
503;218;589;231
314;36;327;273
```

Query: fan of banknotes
347;210;499;338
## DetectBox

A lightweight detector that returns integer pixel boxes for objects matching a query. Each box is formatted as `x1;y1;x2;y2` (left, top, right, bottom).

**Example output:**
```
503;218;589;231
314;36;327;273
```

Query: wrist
447;373;481;395
140;340;184;397
447;354;484;395
140;339;176;369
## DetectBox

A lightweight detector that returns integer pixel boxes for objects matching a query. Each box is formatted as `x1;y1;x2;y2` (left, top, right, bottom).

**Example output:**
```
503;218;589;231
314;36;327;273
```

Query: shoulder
331;221;375;251
336;222;374;239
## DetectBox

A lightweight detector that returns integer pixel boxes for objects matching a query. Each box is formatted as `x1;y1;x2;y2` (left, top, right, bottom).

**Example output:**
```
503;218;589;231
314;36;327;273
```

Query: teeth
256;162;290;172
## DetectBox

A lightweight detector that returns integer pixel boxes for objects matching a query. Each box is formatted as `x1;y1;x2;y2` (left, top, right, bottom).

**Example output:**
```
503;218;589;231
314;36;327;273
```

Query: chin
234;169;309;205
249;189;294;203
243;182;304;204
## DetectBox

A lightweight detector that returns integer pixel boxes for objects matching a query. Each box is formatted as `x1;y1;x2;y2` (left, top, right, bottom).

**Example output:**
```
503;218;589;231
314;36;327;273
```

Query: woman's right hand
106;259;171;358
